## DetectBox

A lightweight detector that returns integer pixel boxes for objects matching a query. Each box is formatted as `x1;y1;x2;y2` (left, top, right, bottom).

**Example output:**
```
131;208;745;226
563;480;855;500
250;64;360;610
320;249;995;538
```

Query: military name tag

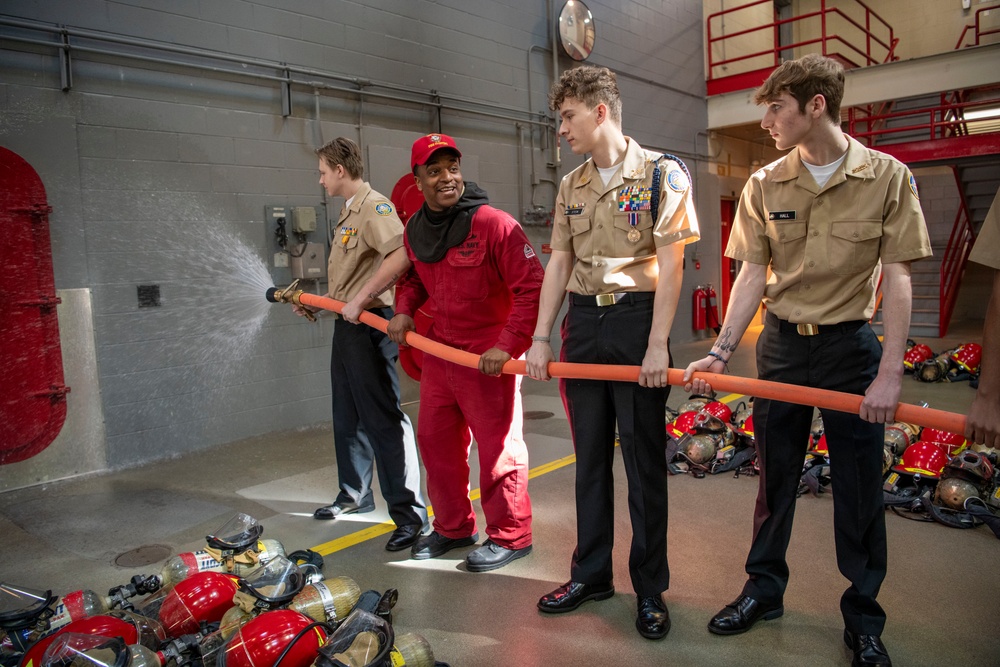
768;211;796;220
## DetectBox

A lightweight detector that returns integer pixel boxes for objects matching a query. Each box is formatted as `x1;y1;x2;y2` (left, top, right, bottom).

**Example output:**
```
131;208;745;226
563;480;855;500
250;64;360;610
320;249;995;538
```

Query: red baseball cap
410;133;462;170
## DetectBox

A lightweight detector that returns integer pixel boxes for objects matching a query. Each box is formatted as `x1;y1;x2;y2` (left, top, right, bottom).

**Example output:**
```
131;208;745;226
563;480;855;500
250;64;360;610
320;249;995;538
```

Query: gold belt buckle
796;323;819;336
595;293;617;307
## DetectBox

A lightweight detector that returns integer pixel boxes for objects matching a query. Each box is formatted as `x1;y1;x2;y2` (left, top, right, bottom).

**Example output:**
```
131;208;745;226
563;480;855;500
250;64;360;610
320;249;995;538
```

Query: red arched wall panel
0;146;68;464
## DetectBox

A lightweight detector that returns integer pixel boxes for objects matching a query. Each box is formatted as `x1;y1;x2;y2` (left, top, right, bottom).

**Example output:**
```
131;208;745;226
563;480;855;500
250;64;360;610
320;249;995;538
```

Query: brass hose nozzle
265;279;316;321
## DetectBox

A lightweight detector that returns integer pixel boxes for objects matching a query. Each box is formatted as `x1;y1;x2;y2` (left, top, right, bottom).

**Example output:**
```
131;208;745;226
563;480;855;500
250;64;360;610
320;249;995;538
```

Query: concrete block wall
0;0;708;474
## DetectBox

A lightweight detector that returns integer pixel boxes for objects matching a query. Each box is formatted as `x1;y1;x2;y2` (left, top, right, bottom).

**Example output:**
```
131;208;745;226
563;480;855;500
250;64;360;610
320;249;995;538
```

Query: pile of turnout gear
903;340;981;387
665;393;757;479
0;513;449;667
665;394;1000;539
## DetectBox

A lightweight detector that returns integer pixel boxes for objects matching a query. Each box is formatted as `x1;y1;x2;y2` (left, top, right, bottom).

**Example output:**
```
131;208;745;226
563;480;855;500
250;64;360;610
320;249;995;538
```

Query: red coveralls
395;205;543;550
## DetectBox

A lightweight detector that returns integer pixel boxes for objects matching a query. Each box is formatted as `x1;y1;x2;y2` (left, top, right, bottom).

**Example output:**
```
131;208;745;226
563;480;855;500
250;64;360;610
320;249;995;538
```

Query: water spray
264;287;968;435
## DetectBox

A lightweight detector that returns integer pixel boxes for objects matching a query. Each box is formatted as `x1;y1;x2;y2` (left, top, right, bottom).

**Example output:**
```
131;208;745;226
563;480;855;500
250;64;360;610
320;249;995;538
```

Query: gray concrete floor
1;288;997;666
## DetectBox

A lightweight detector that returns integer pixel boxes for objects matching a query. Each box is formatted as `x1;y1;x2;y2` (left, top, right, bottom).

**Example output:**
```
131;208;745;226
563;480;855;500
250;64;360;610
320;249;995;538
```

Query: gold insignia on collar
628;168;644;178
851;163;870;174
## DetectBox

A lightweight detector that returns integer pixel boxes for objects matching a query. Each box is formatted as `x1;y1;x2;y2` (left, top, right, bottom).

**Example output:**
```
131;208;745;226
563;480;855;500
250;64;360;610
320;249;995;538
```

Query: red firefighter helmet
216;609;325;667
903;344;933;370
808;433;829;457
892;441;948;479
152;571;240;638
668;411;700;438
734;414;754;439
920;428;967;457
702;401;733;425
949;342;982;374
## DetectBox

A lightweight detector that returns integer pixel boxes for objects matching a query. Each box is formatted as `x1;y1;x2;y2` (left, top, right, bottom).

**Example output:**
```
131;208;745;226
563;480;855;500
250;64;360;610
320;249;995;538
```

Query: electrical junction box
290;242;326;280
292;206;318;233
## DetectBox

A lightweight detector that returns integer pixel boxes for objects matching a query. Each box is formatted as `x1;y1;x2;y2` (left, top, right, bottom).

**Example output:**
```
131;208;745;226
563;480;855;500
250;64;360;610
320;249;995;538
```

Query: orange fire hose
288;291;967;435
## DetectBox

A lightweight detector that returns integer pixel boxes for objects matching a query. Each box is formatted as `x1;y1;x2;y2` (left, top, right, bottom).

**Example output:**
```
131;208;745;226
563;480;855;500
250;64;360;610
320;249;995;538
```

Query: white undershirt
801;154;847;189
597;164;620;187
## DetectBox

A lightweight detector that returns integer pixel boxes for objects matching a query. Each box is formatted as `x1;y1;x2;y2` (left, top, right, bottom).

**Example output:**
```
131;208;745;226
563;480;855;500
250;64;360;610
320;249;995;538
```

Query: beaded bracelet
531;335;551;343
706;350;729;371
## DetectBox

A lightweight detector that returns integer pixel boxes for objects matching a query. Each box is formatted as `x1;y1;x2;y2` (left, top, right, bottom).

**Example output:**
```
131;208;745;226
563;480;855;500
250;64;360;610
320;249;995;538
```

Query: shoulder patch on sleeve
666;169;689;192
374;202;394;216
523;243;536;259
908;173;919;200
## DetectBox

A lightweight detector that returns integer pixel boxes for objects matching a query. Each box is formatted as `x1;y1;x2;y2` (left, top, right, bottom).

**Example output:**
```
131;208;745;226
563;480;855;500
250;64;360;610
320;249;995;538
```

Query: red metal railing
955;3;1000;49
706;0;898;95
939;167;977;337
846;87;1000;146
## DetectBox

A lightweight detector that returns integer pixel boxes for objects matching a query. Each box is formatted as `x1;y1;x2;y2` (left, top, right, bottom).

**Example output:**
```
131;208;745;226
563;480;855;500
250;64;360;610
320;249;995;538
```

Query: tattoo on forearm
715;327;738;353
369;273;400;301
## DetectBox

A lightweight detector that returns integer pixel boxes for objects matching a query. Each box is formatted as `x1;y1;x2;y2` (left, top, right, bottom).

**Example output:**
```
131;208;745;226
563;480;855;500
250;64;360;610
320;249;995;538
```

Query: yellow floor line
312;452;579;556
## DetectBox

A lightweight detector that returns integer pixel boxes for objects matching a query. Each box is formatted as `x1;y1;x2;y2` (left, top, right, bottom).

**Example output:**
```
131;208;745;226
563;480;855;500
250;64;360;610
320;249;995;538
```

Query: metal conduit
0;16;552;130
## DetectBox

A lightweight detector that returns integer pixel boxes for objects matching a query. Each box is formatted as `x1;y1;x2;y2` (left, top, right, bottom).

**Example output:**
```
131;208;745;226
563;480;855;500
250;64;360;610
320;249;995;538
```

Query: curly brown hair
548;65;622;126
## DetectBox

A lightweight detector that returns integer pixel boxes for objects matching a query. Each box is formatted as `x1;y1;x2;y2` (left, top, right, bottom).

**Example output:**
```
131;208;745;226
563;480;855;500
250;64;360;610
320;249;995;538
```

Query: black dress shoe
636;594;670;640
844;629;892;666
537;581;614;614
707;594;783;635
385;524;422;552
313;501;375;520
465;539;532;572
410;531;478;560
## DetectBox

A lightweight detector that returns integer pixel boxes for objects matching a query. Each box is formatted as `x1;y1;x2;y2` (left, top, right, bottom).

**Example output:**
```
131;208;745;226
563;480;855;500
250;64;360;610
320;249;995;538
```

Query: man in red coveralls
342;133;543;572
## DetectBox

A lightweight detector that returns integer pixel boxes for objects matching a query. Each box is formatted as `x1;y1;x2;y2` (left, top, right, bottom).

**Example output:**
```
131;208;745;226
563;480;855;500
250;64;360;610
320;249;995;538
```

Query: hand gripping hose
265;287;967;435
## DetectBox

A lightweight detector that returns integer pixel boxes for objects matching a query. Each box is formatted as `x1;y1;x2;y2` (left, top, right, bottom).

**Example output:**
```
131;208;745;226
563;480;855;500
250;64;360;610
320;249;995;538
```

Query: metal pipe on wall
0;17;552;131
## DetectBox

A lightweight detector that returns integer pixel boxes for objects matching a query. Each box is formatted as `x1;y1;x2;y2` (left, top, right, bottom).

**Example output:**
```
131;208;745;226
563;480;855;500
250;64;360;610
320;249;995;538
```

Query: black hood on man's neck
406;182;489;263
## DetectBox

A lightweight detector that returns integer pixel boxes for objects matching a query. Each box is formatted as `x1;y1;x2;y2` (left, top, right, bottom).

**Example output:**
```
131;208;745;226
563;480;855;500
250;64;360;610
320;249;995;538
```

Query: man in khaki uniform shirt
684;55;930;667
527;66;699;641
293;137;427;553
966;189;1000;449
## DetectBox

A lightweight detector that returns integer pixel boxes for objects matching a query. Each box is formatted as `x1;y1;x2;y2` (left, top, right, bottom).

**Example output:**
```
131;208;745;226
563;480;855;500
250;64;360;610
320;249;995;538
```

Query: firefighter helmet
950;342;982;374
903;344;933;370
921;427;967;457
892;441;948;479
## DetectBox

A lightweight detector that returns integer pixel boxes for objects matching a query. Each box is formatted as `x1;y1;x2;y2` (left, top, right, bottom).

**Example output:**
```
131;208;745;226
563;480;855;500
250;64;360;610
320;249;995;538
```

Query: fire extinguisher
704;284;721;334
692;285;706;331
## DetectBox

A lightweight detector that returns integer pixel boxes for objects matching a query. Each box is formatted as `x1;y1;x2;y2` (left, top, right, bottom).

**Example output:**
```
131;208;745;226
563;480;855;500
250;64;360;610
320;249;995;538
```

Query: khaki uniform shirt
551;138;700;295
726;135;932;324
327;182;403;308
969;189;1000;270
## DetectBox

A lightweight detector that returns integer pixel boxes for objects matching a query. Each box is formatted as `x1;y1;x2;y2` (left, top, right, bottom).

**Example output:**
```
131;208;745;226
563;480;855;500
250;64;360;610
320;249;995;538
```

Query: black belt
766;311;866;336
569;292;656;307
